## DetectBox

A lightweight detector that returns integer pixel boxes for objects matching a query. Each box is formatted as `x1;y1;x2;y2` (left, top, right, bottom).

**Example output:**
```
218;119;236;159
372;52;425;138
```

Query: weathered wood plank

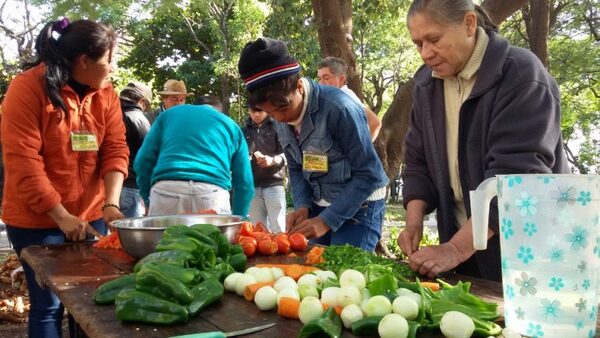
20;243;599;338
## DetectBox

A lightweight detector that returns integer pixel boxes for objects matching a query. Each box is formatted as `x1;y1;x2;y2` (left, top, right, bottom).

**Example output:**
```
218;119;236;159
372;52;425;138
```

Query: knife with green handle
170;323;276;338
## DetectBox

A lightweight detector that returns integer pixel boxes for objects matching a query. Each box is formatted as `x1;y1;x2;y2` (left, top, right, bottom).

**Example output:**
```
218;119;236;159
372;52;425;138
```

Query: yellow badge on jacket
71;132;99;151
303;152;328;172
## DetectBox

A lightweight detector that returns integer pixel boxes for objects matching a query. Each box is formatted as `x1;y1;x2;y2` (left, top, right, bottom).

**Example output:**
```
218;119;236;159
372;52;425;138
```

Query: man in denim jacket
238;38;388;251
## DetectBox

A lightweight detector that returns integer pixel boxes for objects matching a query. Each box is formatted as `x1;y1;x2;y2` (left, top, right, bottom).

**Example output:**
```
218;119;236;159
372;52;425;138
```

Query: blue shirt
276;79;389;230
134;104;254;217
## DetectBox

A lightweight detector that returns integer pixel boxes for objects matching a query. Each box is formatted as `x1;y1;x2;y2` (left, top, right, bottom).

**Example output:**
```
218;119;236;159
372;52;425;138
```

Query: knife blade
170;323;276;338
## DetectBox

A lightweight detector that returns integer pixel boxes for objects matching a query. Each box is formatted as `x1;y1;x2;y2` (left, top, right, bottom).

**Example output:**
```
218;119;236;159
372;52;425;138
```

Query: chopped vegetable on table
93;231;121;250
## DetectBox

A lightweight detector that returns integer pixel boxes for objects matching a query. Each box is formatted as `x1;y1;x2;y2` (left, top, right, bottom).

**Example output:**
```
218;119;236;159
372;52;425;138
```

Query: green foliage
386;225;439;260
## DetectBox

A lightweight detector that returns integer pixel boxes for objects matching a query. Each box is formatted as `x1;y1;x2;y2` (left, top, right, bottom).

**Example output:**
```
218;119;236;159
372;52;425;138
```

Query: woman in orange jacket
1;18;129;337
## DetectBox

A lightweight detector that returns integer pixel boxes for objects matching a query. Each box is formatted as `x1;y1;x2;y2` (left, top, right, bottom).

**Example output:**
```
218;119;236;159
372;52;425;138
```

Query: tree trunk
481;0;528;26
523;0;551;67
311;0;363;99
373;79;413;183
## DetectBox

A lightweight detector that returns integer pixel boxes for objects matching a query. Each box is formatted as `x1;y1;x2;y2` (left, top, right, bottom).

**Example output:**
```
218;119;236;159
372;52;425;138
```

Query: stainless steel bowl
112;214;243;259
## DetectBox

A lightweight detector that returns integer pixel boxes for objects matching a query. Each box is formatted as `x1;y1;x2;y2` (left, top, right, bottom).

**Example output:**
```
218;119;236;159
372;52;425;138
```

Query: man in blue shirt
238;38;388;251
134;104;254;217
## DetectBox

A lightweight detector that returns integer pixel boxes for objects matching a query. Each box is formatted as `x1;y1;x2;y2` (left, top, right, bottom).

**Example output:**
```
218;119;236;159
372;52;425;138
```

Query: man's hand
407;242;471;278
289;216;330;239
254;151;280;168
397;224;423;257
286;207;309;232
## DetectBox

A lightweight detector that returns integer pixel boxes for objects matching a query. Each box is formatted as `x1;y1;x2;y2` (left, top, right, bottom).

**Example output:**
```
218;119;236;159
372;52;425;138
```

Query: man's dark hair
195;94;223;112
247;73;300;109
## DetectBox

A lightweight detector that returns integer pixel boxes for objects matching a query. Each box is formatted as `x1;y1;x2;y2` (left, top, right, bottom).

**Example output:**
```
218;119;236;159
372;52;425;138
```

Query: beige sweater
432;27;489;228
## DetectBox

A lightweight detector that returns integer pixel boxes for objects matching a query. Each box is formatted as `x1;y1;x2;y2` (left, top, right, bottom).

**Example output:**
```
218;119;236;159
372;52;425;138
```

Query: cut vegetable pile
224;245;503;338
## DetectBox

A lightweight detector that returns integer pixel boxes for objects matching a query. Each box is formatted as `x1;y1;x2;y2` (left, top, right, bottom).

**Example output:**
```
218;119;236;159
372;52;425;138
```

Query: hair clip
51;17;70;41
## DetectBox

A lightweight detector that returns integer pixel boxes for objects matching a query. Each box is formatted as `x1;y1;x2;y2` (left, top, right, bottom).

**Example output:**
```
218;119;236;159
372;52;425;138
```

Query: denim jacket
275;79;388;231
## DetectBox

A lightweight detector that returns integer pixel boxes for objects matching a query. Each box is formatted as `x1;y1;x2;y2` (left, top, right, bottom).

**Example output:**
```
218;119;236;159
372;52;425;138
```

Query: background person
243;108;287;233
1;18;128;337
397;0;570;281
146;79;192;123
238;38;388;251
317;56;382;141
119;82;152;218
134;104;254;217
195;94;223;112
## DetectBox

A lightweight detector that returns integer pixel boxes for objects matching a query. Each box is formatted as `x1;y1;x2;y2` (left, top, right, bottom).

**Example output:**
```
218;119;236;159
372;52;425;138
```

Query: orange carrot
93;232;122;250
288;252;298;258
244;281;275;302
420;281;440;291
305;246;325;264
277;297;300;319
322;303;343;316
254;264;318;281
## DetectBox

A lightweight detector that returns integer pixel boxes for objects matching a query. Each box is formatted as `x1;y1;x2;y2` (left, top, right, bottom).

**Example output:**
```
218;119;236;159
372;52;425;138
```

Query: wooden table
19;243;597;337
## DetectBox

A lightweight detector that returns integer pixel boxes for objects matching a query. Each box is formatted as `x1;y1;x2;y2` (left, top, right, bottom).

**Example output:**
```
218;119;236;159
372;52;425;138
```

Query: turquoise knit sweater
134;104;254;217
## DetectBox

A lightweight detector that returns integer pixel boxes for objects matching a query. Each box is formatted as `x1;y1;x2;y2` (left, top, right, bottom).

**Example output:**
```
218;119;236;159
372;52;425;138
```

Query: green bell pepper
135;269;194;304
134;284;170;300
93;274;136;305
134;250;195;272
138;262;200;287
115;289;188;324
203;263;235;283
155;237;200;254
187;278;224;317
298;307;342;338
213;233;230;257
227;253;247;272
163;225;217;250
228;244;244;255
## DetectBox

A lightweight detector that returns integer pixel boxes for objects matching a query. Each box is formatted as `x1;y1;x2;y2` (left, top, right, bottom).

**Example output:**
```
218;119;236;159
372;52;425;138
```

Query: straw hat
157;79;193;96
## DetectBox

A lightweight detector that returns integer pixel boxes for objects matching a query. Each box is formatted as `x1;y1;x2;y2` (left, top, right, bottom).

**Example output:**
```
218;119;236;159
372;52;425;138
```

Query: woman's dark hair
24;19;116;115
407;0;498;32
247;73;301;109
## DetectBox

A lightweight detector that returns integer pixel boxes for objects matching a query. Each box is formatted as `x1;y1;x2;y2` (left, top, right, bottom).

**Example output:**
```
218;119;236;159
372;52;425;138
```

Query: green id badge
71;132;99;151
302;152;328;172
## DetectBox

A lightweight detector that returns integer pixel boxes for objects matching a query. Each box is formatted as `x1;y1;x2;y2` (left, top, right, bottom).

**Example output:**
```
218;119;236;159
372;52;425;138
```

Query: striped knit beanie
238;37;301;91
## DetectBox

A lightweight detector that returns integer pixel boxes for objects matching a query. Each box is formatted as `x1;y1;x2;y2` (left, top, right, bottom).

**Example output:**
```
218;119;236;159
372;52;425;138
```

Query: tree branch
181;13;212;56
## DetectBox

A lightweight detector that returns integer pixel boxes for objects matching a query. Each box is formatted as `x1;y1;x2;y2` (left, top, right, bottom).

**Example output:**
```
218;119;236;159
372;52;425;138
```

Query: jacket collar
245;116;274;129
414;30;510;98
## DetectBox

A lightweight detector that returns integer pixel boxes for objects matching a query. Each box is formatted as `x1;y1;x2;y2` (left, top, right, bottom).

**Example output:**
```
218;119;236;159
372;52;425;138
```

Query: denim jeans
249;185;286;233
148;180;231;216
6;219;107;338
310;199;385;251
119;187;145;218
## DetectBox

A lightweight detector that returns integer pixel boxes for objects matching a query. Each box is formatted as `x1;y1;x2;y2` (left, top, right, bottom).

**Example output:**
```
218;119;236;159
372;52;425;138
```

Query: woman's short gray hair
407;0;498;32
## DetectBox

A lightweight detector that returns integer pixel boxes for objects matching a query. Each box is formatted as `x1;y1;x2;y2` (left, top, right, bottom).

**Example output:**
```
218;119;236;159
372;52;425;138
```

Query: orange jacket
1;64;129;229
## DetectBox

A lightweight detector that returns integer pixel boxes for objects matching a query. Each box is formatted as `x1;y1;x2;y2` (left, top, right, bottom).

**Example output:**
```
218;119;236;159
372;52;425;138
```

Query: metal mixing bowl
112;214;243;259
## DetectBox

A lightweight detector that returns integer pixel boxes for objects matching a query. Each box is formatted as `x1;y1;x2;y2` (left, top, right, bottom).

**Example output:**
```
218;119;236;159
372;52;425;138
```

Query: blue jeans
310;199;385;251
6;220;107;338
119;187;145;218
249;185;286;233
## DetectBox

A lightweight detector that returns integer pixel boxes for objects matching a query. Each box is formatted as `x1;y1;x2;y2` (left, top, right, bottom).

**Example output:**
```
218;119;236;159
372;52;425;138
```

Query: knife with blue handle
170;323;276;338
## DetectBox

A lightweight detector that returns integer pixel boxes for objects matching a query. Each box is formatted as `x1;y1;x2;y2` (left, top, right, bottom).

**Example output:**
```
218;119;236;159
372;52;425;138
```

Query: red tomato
254;221;269;233
238;236;257;247
289;233;308;251
257;239;278;256
274;233;291;254
240;238;257;257
240;221;254;237
250;231;271;242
